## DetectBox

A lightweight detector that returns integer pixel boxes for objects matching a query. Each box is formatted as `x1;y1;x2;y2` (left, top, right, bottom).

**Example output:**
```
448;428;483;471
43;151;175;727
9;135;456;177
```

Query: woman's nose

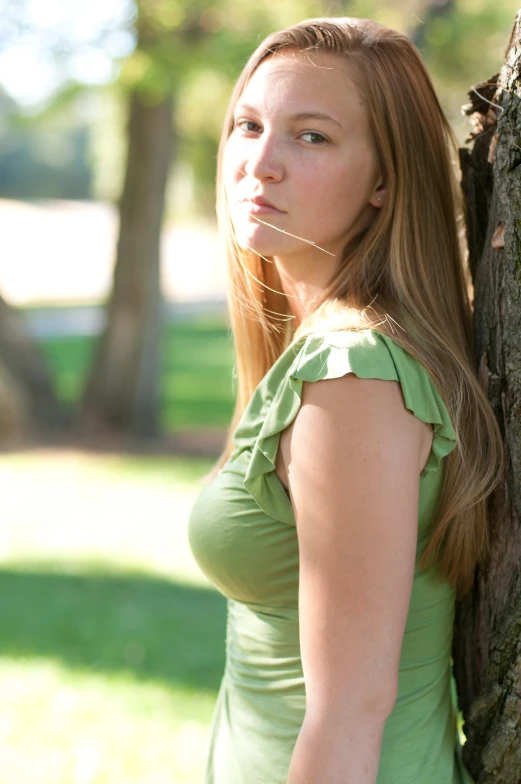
243;134;284;182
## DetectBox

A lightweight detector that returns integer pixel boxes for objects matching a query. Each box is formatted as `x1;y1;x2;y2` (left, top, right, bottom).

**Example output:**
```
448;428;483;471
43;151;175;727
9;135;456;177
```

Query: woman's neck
273;252;338;328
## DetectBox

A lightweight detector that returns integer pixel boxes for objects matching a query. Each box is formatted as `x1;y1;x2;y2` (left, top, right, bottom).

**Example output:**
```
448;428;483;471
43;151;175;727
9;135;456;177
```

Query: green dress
188;328;475;784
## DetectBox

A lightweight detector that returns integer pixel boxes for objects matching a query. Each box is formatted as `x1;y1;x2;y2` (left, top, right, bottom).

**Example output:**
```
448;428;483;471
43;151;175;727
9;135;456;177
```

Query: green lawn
0;451;226;784
0;311;233;780
36;314;236;433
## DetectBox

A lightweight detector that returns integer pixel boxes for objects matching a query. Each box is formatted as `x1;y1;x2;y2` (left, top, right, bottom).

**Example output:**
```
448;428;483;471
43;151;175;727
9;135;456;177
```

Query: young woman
188;17;504;784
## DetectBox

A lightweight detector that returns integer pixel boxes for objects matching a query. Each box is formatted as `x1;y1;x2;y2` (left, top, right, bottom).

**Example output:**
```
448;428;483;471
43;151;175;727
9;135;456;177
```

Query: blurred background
0;0;515;782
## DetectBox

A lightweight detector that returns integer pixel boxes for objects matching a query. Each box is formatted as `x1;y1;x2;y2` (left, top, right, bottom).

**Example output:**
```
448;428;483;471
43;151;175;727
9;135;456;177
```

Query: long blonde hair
212;17;504;598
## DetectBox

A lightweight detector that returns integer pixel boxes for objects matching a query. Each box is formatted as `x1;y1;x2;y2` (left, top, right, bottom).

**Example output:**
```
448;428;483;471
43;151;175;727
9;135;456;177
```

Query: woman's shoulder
238;327;457;460
290;327;399;383
286;327;458;469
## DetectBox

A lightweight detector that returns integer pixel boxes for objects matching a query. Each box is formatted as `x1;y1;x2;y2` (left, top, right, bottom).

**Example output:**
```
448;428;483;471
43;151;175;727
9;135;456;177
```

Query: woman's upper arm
283;372;428;721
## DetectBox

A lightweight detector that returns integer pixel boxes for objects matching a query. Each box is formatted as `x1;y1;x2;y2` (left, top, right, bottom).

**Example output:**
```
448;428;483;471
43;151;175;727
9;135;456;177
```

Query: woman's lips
244;203;283;214
240;198;285;215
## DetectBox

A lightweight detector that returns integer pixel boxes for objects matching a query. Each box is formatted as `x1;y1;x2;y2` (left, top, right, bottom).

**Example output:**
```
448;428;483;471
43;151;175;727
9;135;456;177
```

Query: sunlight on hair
242;264;300;300
225;228;295;333
361;294;405;335
249;214;336;256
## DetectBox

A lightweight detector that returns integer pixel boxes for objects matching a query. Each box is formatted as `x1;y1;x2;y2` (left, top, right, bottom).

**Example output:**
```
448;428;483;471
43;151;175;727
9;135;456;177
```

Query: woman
188;17;504;784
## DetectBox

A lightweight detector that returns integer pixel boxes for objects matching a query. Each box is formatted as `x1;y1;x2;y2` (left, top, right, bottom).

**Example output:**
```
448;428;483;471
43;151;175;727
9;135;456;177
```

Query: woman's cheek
301;171;352;217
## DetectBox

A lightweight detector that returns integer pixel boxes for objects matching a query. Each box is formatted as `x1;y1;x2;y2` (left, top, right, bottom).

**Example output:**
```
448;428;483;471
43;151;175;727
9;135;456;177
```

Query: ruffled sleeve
235;329;458;526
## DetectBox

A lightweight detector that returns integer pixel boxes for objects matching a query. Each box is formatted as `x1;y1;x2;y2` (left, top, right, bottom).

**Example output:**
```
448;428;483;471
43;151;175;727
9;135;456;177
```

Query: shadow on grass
0;567;226;693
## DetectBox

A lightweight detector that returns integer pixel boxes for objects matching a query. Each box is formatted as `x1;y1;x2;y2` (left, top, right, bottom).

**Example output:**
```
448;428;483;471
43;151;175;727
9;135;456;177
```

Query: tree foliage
0;1;514;207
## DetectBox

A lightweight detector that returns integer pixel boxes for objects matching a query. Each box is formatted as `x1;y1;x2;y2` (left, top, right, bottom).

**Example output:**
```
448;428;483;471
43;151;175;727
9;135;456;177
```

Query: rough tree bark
79;83;173;439
453;10;521;784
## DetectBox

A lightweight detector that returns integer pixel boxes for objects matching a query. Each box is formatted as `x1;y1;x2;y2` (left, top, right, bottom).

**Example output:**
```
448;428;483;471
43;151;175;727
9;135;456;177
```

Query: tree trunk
80;88;174;439
0;294;64;443
453;10;521;783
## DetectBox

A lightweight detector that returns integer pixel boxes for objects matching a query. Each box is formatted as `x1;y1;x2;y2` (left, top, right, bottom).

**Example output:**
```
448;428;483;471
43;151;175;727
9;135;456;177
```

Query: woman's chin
233;231;291;258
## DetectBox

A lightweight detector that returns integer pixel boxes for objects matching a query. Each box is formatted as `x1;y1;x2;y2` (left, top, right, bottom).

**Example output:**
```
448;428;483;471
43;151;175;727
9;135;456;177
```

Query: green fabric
188;328;475;784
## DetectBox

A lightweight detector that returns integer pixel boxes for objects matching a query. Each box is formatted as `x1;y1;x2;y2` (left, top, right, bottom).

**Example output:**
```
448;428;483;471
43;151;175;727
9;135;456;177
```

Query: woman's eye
236;120;261;133
300;131;327;144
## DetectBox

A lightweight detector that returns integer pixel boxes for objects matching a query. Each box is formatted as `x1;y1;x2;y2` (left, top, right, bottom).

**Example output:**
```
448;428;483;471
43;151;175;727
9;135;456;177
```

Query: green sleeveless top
188;328;475;784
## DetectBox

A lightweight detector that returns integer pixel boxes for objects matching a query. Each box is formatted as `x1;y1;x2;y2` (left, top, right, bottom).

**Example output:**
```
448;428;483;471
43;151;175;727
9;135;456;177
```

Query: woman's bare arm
283;372;432;784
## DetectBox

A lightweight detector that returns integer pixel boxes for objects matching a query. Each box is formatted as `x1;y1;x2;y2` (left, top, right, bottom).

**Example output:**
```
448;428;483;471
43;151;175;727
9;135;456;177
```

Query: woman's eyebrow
292;111;343;128
234;103;343;128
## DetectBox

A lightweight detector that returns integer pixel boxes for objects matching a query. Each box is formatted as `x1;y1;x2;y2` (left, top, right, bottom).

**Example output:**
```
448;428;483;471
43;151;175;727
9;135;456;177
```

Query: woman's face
223;49;383;264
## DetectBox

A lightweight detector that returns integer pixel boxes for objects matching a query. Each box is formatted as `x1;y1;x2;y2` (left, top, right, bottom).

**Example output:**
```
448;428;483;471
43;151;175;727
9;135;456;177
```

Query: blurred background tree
0;0;515;446
0;0;514;210
78;0;179;440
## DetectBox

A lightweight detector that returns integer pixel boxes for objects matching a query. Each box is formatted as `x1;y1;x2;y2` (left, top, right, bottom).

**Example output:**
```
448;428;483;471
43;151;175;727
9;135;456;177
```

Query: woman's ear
369;181;387;209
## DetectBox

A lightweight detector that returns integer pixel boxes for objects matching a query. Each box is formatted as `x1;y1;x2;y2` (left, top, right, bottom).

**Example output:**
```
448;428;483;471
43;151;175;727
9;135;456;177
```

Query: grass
0;311;233;781
0;659;214;784
0;446;470;783
36;314;236;433
0;450;227;784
